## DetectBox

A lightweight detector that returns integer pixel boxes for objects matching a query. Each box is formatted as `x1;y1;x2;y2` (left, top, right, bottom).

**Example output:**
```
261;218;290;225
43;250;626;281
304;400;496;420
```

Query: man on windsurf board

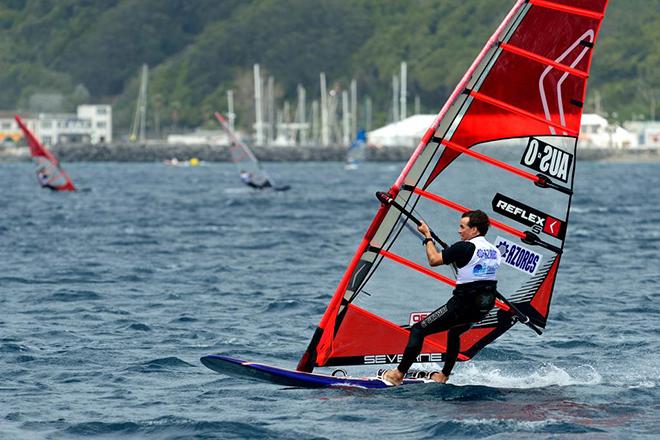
36;170;58;191
240;169;273;190
382;210;501;385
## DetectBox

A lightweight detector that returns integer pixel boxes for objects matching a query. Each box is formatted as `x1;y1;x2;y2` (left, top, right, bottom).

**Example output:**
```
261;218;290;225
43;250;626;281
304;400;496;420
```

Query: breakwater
0;143;414;162
1;142;657;162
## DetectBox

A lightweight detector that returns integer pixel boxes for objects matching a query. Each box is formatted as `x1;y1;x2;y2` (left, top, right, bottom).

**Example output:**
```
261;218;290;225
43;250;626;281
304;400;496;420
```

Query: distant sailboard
202;0;608;388
345;129;367;170
214;112;290;191
15;115;76;192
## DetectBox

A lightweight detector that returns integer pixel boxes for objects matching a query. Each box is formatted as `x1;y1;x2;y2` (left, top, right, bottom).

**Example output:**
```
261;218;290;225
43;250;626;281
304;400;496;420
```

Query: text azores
495;236;542;275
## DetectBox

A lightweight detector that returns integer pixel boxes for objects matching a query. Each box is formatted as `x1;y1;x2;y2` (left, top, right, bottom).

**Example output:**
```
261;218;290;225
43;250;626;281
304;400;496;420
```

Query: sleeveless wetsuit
397;236;501;376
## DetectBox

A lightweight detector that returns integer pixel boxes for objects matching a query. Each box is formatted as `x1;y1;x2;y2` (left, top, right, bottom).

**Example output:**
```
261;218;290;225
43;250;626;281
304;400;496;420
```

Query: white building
77;105;112;143
578;113;637;149
367;113;639;149
623;120;660;147
0;104;112;147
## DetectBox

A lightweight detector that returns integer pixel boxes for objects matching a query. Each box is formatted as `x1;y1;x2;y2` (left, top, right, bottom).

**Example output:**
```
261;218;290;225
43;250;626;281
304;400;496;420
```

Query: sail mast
392;0;527;193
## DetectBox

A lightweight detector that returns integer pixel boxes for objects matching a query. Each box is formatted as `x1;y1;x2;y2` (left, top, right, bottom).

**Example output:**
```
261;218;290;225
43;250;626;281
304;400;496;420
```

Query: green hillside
0;0;657;134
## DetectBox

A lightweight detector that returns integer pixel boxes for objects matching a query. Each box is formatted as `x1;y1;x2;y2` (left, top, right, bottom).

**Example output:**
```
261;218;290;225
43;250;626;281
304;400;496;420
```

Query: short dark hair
462;210;490;235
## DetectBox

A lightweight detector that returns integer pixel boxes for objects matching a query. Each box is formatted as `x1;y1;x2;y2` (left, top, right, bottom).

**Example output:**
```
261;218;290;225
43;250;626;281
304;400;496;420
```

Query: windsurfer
37;170;57;191
240;169;272;189
382;210;501;385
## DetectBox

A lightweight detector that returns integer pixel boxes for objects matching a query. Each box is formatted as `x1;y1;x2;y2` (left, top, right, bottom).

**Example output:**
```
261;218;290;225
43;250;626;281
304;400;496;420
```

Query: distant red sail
214;111;273;188
298;0;608;373
15;115;76;192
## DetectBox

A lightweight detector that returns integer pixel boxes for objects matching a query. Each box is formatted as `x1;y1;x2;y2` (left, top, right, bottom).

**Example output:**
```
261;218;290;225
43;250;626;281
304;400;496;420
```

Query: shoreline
1;143;658;163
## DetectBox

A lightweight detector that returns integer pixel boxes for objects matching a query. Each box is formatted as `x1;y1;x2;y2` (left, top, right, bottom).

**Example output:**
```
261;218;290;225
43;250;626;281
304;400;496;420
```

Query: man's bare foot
381;369;404;386
429;372;448;383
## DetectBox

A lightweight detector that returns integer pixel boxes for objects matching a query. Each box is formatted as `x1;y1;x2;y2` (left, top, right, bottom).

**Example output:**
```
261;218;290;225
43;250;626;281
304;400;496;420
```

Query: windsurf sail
214;111;275;189
15;115;76;192
346;129;367;169
298;0;608;372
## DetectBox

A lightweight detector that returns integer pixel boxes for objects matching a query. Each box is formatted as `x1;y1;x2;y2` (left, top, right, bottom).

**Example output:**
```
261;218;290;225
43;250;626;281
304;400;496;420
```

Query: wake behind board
200;355;432;389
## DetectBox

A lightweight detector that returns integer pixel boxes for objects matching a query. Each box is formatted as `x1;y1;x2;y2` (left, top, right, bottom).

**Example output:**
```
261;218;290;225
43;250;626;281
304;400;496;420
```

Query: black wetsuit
396;241;497;377
37;173;58;191
244;179;272;189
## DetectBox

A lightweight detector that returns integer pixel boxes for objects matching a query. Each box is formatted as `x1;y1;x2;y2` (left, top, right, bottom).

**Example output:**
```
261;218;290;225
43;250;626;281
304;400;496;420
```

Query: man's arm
418;221;444;266
424;238;444;266
418;221;475;268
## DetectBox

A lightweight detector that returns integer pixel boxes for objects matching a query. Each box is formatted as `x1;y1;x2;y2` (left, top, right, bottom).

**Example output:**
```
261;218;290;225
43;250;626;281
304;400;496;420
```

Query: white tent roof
580;113;608;127
368;114;436;147
367;113;639;148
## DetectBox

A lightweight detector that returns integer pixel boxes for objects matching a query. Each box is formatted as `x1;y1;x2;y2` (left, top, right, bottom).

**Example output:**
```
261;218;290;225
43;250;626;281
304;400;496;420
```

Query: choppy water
1;161;658;439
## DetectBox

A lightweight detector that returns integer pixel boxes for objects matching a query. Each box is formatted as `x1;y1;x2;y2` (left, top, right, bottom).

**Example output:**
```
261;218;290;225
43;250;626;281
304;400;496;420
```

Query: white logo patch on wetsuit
456;236;502;284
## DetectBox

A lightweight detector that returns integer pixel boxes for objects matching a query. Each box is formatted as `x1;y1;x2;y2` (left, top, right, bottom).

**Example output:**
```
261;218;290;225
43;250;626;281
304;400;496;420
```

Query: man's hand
417;221;431;238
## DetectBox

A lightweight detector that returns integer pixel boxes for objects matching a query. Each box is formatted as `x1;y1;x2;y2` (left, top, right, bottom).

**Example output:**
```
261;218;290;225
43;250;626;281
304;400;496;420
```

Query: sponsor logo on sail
543;215;563;237
409;312;430;326
520;138;574;183
495;236;542;275
491;193;566;239
364;353;444;365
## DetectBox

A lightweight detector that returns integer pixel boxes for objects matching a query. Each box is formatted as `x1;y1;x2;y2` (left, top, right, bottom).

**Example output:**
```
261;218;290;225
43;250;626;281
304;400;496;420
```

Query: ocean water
1;160;658;439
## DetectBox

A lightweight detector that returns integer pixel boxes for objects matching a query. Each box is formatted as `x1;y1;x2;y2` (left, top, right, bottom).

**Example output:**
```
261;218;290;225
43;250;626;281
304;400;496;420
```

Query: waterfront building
578;113;637;149
0;105;112;147
623;120;660;148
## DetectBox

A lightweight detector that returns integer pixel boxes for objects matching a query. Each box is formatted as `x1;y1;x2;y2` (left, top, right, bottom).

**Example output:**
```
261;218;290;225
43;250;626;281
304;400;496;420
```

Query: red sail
214;112;274;188
298;0;608;372
15;115;76;192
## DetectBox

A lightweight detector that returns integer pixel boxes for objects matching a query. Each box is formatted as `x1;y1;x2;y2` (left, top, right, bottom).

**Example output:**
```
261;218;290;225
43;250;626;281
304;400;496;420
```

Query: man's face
458;217;479;241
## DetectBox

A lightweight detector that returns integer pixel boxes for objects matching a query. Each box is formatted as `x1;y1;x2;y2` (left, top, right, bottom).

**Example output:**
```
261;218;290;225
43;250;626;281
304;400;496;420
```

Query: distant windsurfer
240;169;272;189
382;210;501;385
36;170;58;191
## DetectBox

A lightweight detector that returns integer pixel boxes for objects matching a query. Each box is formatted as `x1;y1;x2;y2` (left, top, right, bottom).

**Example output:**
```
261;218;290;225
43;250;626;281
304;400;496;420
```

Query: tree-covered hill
0;0;657;134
